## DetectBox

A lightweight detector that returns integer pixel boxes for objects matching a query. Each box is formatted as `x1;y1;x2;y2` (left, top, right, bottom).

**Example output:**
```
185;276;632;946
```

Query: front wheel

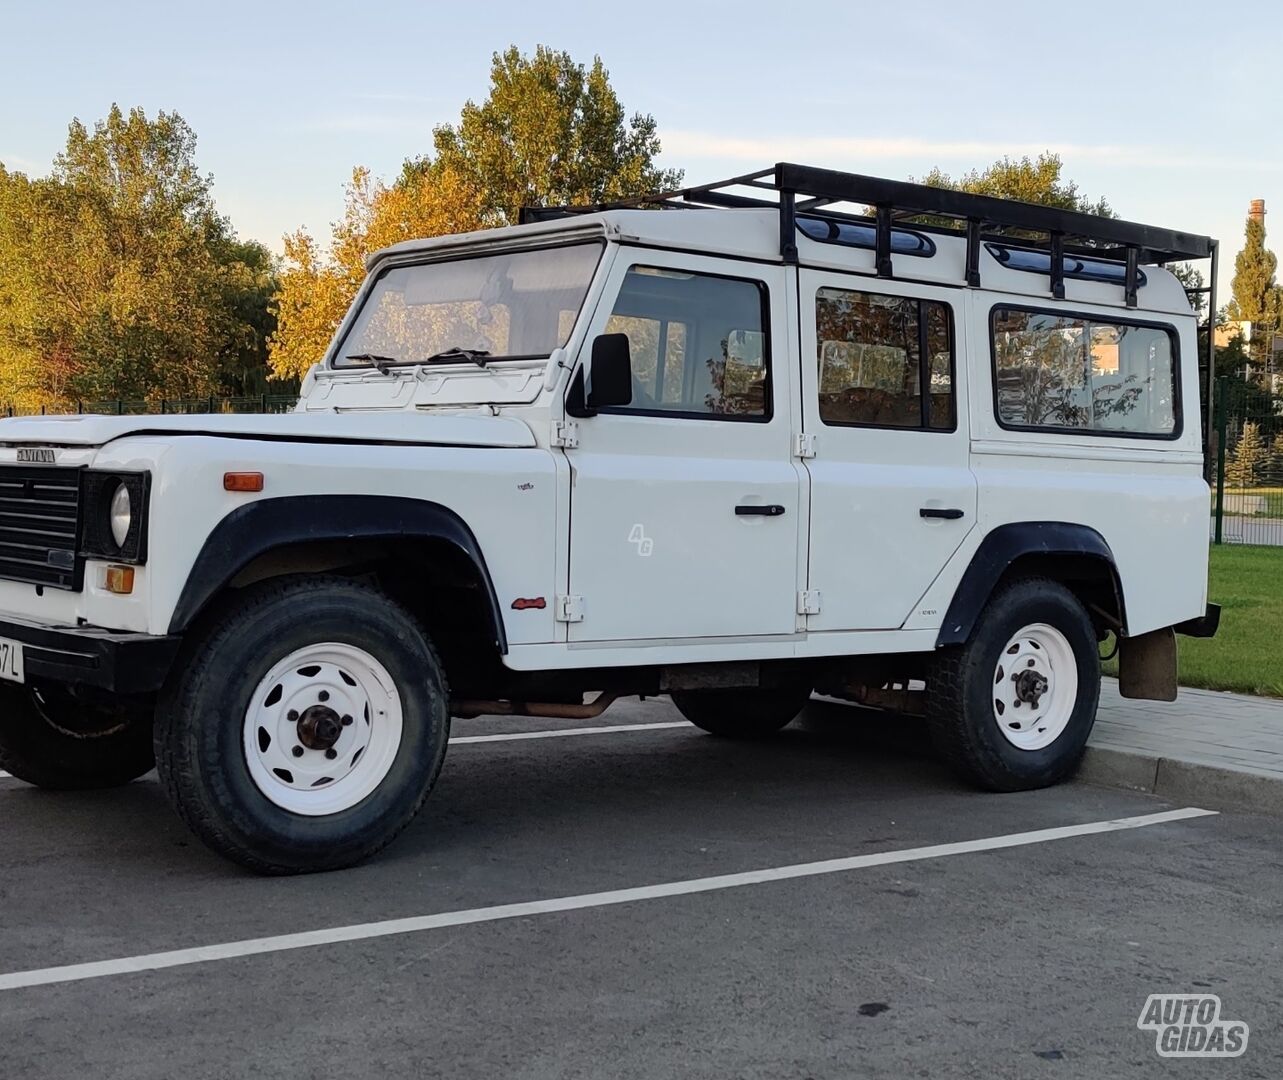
927;577;1100;792
671;686;812;739
155;577;450;874
0;684;154;789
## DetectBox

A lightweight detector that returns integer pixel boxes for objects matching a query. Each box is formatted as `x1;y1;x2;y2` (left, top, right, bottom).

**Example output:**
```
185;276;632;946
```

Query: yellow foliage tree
268;45;681;381
269;165;485;381
0;106;276;410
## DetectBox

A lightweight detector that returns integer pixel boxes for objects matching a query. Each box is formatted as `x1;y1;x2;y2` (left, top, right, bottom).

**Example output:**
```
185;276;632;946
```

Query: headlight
80;471;150;564
109;484;132;548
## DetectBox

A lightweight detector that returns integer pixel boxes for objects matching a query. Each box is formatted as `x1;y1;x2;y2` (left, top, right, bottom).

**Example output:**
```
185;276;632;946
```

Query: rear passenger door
798;271;976;630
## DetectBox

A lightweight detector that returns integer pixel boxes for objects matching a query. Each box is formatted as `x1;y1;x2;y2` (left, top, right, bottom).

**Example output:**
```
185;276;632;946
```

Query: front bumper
0;616;179;694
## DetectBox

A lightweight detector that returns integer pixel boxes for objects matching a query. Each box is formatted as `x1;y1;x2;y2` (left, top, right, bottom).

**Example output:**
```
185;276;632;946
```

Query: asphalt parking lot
2;696;1280;1079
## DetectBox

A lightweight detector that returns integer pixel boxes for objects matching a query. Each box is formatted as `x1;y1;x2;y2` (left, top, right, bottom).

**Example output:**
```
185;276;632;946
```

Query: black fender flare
935;522;1124;647
169;495;507;652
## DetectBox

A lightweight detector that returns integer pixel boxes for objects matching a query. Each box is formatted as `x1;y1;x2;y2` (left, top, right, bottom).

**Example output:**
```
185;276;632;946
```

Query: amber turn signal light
104;565;135;595
224;472;264;493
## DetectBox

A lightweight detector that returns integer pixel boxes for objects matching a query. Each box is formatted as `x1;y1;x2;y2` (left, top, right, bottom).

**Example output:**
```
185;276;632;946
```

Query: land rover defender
0;165;1220;872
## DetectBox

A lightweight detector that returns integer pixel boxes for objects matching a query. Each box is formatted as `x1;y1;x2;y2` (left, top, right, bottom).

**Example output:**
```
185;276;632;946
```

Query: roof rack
522;161;1221;469
520;162;1216;311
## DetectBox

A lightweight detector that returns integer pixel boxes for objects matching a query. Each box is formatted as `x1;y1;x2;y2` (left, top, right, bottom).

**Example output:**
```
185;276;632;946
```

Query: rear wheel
155;577;450;874
927;577;1100;791
672;686;812;739
0;684;154;789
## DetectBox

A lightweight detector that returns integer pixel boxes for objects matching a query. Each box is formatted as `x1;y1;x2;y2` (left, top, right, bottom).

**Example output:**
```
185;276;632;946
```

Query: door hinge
793;432;817;459
555;594;585;623
797;590;822;615
552;420;579;448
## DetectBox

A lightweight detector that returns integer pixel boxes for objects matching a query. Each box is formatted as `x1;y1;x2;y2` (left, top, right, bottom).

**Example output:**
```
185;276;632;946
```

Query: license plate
0;637;24;684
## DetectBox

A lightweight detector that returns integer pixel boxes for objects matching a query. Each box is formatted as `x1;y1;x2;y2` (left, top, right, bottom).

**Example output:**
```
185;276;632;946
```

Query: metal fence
1213;374;1283;546
3;395;299;418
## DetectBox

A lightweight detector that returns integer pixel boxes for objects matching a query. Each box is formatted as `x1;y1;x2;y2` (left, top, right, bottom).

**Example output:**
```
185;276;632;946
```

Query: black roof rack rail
520;162;1215;306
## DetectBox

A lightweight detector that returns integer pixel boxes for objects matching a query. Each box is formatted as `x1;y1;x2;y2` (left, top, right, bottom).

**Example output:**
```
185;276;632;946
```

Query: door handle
920;507;965;520
735;504;786;517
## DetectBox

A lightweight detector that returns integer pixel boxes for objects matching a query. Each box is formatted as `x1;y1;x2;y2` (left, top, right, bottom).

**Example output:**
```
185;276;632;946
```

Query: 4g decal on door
627;524;654;557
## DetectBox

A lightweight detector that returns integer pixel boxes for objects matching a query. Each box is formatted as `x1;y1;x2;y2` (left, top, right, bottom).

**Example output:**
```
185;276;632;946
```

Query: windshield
334;243;602;368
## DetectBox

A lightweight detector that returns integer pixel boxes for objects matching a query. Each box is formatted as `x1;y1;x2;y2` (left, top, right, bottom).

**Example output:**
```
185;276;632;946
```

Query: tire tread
927;575;1098;792
154;575;448;874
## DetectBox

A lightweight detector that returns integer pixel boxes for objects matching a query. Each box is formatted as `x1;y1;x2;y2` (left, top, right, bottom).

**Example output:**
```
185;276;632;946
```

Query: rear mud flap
1117;627;1178;702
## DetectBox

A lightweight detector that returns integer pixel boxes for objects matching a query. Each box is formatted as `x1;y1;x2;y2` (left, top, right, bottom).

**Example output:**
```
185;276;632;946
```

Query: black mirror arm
565;367;595;418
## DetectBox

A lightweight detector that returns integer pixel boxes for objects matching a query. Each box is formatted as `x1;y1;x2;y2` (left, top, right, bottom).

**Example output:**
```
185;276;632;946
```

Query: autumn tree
431;45;682;226
0;106;277;408
269;45;682;381
269;163;486;380
916;153;1113;216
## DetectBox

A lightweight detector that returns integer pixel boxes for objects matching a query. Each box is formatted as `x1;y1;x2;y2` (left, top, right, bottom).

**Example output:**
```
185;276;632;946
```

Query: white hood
0;410;536;449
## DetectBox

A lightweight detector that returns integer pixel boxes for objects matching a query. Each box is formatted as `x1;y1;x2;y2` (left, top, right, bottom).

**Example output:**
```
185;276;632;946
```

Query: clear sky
3;0;1280;279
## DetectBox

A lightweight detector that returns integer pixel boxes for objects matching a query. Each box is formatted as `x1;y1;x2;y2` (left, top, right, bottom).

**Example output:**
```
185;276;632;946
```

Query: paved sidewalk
1079;680;1283;813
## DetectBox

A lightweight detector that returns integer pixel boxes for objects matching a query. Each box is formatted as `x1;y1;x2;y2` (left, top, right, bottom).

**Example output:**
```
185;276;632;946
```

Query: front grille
0;466;82;589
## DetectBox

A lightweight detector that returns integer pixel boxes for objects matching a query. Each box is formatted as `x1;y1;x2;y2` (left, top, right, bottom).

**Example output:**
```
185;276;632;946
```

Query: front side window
815;287;955;430
335;243;601;367
991;307;1178;436
603;266;770;419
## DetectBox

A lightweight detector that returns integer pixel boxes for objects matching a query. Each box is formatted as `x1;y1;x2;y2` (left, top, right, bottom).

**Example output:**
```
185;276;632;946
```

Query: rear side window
815;287;955;430
991;307;1179;437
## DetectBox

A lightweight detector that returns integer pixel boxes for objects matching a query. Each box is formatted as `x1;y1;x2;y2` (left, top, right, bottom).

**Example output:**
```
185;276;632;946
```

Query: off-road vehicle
0;164;1220;872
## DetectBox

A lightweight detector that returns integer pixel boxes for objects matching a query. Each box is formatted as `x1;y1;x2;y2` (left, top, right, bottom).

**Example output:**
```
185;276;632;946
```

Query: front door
799;269;977;631
565;252;802;642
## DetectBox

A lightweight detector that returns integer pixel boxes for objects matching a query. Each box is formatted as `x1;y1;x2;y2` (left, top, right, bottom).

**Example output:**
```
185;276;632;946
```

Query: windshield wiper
422;347;491;368
345;352;398;374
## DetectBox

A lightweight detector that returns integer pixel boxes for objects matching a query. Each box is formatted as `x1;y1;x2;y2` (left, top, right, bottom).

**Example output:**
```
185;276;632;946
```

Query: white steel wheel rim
992;622;1077;751
243;642;404;816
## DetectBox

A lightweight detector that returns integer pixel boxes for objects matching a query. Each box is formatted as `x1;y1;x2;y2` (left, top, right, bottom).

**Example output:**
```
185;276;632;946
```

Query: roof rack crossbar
681;190;777;211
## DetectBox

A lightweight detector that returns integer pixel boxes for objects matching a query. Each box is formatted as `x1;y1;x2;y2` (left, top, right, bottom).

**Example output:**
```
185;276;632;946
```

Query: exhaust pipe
451;692;619;720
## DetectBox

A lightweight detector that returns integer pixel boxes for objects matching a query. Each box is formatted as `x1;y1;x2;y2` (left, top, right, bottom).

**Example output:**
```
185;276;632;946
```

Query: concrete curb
1077;745;1283;816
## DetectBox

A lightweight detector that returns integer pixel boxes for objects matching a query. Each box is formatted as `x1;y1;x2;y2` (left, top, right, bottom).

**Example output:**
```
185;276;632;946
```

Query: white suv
0;164;1220;872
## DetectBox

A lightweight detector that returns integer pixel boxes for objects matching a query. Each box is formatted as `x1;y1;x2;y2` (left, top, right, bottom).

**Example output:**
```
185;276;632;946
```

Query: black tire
927;576;1100;792
671;686;811;739
154;577;450;874
0;684;154;790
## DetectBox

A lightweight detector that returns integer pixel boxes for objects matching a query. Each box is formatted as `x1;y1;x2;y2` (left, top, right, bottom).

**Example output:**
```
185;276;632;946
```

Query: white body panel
797;268;978;631
0;437;560;644
0;206;1211;672
565;250;803;642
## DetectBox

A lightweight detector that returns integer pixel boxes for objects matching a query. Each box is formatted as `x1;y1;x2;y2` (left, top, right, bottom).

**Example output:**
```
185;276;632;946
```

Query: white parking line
0;722;690;784
0;806;1216;992
450;721;687;744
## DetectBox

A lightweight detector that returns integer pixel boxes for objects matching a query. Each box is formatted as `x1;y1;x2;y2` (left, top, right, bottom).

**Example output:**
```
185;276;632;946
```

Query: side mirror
586;333;633;410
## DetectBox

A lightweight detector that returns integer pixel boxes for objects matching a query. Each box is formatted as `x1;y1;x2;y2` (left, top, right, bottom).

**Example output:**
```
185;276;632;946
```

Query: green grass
1104;545;1283;697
